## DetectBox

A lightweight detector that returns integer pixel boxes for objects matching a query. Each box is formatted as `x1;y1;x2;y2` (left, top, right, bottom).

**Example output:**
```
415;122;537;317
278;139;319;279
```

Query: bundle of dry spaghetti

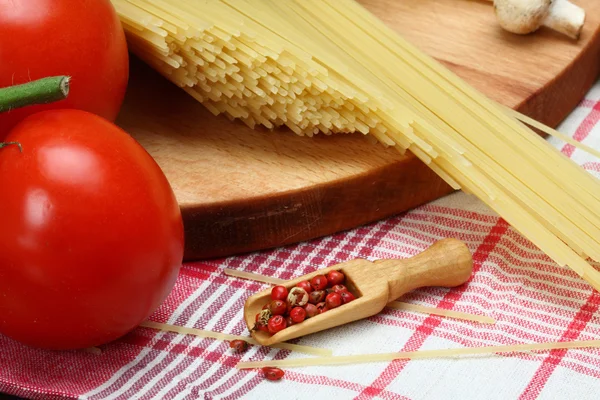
112;0;600;293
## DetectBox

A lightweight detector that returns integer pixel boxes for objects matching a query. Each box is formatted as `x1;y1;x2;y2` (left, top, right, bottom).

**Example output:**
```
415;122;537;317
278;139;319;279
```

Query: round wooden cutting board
116;0;600;261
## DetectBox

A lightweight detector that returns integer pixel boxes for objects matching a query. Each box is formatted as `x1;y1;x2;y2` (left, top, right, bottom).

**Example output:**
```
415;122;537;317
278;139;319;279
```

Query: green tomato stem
0;76;70;113
0;142;23;152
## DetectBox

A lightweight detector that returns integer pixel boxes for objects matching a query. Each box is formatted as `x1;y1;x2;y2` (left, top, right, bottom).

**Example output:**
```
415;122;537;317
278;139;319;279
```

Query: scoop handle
373;238;473;302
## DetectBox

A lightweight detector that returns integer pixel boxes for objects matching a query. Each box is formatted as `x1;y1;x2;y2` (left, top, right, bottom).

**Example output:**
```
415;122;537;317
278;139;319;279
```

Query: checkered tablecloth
2;81;600;400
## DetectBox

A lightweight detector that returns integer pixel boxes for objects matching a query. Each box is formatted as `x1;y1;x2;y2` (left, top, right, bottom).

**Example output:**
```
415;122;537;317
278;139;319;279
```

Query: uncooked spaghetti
113;0;600;294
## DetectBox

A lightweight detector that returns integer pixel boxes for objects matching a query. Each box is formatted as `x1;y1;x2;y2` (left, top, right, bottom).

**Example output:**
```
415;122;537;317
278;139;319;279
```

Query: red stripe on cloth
582;161;600;173
355;218;509;400
581;99;598;108
282;371;411;400
561;101;600;157
357;219;399;258
0;335;142;400
120;331;240;367
422;205;501;224
518;291;600;400
0;379;75;400
180;267;267;294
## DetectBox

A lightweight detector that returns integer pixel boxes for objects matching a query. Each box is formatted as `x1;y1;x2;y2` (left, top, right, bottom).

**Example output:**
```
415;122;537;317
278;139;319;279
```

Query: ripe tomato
0;0;129;138
0;110;184;350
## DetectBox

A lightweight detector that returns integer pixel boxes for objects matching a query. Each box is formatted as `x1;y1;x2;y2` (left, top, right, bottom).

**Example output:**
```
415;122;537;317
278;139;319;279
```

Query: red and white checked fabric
2;81;600;400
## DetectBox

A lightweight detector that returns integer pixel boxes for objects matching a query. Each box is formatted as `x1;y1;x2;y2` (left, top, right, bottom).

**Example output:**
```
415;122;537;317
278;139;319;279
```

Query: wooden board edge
182;156;453;260
517;27;600;127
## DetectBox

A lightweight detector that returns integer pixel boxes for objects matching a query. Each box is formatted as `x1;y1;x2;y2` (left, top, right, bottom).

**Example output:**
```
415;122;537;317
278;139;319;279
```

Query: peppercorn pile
253;270;357;335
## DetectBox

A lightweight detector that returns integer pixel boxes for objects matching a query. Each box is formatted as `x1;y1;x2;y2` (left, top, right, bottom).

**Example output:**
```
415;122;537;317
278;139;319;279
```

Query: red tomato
0;110;184;350
0;0;129;138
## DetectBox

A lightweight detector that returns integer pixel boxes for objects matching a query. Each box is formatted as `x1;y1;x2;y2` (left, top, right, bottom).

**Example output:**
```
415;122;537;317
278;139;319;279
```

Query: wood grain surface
116;0;600;261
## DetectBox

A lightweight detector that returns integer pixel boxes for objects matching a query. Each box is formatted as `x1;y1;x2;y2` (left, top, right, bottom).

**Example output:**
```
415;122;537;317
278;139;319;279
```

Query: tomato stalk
0;76;70;114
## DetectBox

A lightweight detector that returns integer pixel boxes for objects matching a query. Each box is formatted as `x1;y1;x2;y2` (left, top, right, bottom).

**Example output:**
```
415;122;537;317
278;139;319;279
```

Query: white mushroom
493;0;586;39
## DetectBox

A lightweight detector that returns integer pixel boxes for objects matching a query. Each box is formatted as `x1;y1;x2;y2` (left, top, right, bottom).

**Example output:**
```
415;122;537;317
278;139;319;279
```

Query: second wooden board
116;0;600;260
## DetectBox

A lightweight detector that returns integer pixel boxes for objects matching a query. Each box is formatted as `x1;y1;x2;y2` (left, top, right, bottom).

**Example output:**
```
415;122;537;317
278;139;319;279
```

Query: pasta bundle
113;0;600;292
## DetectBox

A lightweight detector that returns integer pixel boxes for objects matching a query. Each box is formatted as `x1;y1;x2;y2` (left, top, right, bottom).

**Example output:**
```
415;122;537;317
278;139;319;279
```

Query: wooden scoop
244;238;473;346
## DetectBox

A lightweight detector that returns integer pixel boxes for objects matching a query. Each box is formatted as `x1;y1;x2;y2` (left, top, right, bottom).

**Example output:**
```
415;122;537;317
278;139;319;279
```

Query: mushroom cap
493;0;552;34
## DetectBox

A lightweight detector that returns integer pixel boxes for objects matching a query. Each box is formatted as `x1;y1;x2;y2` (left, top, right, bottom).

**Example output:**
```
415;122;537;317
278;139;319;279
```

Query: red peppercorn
326;270;345;287
339;290;356;304
304;303;319;318
286;316;294;326
262;303;270;310
289;306;306;323
325;292;342;309
254;309;272;332
310;275;328;291
271;285;289;301
287;287;309;307
331;284;348;293
308;290;326;304
254;317;269;332
257;322;269;333
263;367;285;381
230;340;249;352
316;302;328;314
269;300;287;316
296;280;313;294
256;309;272;323
267;315;287;334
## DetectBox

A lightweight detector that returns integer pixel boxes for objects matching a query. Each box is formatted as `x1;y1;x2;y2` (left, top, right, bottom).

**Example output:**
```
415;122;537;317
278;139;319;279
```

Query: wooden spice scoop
244;238;473;346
